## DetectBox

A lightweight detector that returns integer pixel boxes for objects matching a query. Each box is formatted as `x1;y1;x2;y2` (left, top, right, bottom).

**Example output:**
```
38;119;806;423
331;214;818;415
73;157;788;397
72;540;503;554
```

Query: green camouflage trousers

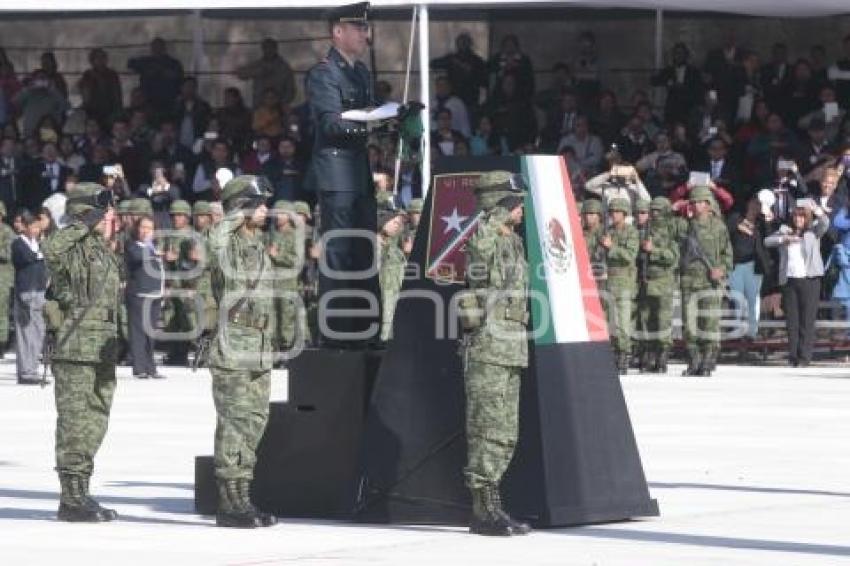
606;281;636;353
463;360;520;489
211;367;271;481
681;285;723;351
0;283;10;344
53;362;116;477
273;288;300;351
637;290;674;348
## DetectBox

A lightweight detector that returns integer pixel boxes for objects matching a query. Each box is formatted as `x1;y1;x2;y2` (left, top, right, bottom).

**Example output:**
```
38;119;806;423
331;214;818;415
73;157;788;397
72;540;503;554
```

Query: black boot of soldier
698;347;715;377
682;349;702;376
616;351;630;374
81;476;118;521
656;347;669;374
641;348;658;373
490;486;531;535
57;475;104;522
469;487;512;536
239;479;277;527
216;480;259;528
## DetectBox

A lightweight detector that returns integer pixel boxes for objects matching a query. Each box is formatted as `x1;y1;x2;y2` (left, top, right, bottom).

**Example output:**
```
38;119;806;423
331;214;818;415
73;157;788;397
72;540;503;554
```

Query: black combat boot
656;347;669;374
81;476;118;521
490;485;531;535
57;475;104;522
698;347;716;377
215;480;259;528
682;348;702;376
640;348;658;373
238;478;277;527
616;351;630;374
469;487;512;536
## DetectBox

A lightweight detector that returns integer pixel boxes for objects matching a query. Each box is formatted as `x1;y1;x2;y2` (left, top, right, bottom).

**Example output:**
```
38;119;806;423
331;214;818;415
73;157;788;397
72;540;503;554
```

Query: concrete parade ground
0;356;848;566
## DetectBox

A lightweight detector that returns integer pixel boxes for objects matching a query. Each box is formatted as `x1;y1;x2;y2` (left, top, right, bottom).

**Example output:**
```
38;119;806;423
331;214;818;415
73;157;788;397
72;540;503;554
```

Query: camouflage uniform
115;200;133;361
458;171;530;536
0;203;15;354
636;197;679;373
680;187;733;376
190;201;217;336
604;198;639;372
267;201;302;351
163;200;197;364
208;176;277;528
43;183;120;522
378;204;407;342
294;201;317;346
581;199;607;293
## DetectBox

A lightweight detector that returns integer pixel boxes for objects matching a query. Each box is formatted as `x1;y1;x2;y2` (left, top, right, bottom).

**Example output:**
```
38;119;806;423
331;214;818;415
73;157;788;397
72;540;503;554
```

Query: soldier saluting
306;2;380;347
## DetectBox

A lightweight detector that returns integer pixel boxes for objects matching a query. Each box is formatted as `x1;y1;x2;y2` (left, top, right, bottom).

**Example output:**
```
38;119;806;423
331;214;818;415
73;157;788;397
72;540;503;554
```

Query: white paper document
341;102;400;123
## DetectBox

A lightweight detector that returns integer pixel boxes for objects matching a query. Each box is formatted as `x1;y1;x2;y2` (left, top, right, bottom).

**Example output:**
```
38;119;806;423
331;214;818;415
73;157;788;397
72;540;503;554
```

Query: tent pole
191;9;204;76
393;5;419;196
419;3;431;197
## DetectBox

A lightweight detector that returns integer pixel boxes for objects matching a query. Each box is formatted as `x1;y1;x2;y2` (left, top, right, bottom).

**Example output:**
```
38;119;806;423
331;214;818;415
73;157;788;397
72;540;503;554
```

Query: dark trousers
782;277;821;364
127;294;161;376
317;189;380;344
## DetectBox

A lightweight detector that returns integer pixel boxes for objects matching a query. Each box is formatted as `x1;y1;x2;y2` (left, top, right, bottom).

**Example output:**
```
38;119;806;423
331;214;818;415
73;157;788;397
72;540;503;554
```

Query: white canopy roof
3;0;848;18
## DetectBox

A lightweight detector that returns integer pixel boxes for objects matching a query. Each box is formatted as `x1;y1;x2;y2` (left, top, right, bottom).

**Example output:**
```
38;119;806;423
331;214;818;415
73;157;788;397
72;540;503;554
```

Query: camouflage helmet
193;200;213;216
293;201;312;219
129;198;153;216
273;200;295;212
375;190;395;208
689;186;714;204
66;182;112;217
117;199;133;215
635;199;651;213
0;201;6;217
581;198;603;215
221;175;272;211
169;199;192;216
377;202;405;228
608;197;631;214
474;171;526;211
650;196;672;212
408;198;424;214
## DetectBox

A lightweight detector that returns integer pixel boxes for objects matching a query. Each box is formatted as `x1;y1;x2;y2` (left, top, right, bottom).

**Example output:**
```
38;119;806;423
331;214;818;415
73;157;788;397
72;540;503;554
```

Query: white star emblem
441;207;468;234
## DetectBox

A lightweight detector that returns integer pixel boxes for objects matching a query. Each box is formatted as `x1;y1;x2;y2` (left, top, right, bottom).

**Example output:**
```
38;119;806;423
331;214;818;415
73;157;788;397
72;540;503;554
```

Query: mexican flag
522;155;609;345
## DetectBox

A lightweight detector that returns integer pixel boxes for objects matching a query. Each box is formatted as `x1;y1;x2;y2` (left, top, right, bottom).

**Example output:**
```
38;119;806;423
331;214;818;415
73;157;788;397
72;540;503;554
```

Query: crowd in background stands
1;29;850;357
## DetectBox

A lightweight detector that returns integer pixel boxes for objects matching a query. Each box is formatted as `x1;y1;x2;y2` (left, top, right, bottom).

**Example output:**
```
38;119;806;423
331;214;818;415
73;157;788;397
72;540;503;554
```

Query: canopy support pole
392;5;419;196
419;3;431;197
654;9;664;70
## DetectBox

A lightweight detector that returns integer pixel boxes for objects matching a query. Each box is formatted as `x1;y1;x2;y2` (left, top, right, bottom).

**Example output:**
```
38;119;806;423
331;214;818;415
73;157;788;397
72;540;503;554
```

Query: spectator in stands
432;76;471;139
485;73;537;152
12;210;47;385
616;115;654;164
128;38;185;120
110;116;148;190
799;119;837;180
191;138;237;202
815;166;846;260
23;142;69;211
488;35;535;100
76;118;107;160
173;76;212;151
542;90;579;152
727;195;772;352
145;161;180;229
780;60;820;133
697;137;740;202
58;135;85;175
636;131;687;198
809;45;830;88
651;42;704;126
535;62;576;123
798;84;848;147
35;52;68;101
730;50;763;125
129;108;155;149
77;143;111;184
592;90;626;148
252;87;284;139
432;108;467;157
14;70;66;139
78;48;123;131
152;120;195;180
0;56;21;123
827;33;850;102
761;43;791;111
430;32;488;112
0;137;20;214
557;115;603;178
236;38;296;109
747;113;799;187
765;200;829;367
469;115;507;156
690;88;727;146
217;87;253;155
271;137;303;202
703;31;743;124
571;31;603;108
240;135;274;174
827;177;850;338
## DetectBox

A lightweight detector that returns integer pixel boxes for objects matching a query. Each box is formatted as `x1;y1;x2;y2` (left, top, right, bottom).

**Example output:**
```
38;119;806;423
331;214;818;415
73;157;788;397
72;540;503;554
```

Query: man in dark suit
23;142;70;211
0;137;21;215
171;77;212;151
306;2;379;347
700;137;743;208
651;43;704;126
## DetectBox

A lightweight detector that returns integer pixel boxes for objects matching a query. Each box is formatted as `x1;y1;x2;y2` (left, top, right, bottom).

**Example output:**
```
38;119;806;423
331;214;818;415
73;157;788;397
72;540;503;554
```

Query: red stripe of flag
558;158;609;341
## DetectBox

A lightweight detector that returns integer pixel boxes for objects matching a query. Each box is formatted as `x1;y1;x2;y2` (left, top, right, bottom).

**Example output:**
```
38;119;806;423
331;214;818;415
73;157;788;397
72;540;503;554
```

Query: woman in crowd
12;210;47;384
764;200;829;367
125;214;165;379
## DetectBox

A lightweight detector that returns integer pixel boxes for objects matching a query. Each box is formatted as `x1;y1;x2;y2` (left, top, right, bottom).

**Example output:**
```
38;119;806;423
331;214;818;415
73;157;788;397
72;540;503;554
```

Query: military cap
129;198;154;216
408;198;424;214
221;175;272;211
375;190;395;208
273;200;295;212
117;199;132;215
474;171;526;211
635;199;651;213
66;182;111;217
193;201;213;216
377;203;405;228
650;196;672;212
293;201;312;219
689;186;714;203
0;201;6;217
581;199;603;215
170;199;192;216
325;2;370;26
608;198;631;214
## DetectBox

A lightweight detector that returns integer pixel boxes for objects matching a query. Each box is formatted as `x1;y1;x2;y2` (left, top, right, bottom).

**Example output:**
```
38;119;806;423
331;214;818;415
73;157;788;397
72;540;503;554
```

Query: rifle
192;331;211;372
638;217;651;285
680;222;721;288
41;331;55;388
